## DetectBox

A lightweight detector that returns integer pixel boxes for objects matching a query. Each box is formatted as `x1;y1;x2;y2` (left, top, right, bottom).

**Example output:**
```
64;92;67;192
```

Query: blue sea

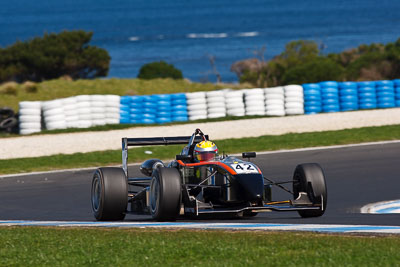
1;0;400;83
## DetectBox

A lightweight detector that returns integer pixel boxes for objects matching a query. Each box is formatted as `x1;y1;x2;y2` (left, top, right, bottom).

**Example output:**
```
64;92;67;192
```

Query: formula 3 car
91;129;327;221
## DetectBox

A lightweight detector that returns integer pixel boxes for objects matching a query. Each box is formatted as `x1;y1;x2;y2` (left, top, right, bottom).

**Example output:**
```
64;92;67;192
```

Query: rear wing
122;135;208;177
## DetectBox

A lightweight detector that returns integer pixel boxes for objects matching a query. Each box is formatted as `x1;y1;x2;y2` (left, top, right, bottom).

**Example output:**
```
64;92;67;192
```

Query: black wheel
150;167;181;221
293;163;327;218
91;167;128;221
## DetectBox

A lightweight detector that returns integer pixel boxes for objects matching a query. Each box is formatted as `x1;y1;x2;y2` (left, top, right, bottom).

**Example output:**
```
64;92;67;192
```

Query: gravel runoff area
1;108;400;160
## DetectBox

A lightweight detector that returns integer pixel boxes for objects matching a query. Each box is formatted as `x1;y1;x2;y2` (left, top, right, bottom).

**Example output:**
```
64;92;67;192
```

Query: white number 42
231;163;258;174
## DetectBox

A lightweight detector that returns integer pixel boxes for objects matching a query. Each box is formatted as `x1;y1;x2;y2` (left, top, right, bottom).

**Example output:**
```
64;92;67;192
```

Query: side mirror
242;152;256;158
176;154;192;161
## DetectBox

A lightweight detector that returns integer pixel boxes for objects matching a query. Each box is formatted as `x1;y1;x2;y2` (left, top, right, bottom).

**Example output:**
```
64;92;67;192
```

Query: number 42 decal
231;163;259;174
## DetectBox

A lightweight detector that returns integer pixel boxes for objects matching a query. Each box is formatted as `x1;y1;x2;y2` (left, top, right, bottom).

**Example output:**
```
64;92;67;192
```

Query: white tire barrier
225;90;245;116
206;90;226;118
186;92;207;121
19;101;42;134
244;89;265;116
284;85;304;115
265;87;285;116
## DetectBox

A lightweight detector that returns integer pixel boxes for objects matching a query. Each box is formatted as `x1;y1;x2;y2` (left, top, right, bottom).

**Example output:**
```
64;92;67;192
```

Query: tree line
231;39;400;87
0;30;110;83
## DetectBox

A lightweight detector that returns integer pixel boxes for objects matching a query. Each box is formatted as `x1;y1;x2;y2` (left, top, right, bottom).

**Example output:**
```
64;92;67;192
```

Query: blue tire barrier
305;106;322;113
130;113;142;120
339;88;358;96
322;104;340;112
120;96;131;105
395;88;400;94
304;95;321;101
120;110;130;116
376;80;394;87
321;93;339;100
340;102;359;110
357;81;376;87
319;81;338;88
142;102;157;109
358;87;376;94
339;81;357;89
141;95;156;102
157;100;171;107
322;98;339;105
172;110;188;116
377;102;395;109
321;87;339;94
396;100;400;107
130;102;142;109
130;119;142;124
120;117;130;124
142;118;156;124
142;108;157;114
359;98;377;105
172;116;188;122
171;93;187;99
153;94;172;101
158;111;172;117
376;86;395;93
393;79;400;87
302;83;321;90
130;108;142;114
359;102;377;109
142;113;156;119
156;117;172;124
378;96;395;103
157;105;172;112
340;95;358;102
172;98;187;105
359;92;376;98
377;91;395;98
305;101;322;107
172;105;188;111
303;89;321;96
120;104;130;112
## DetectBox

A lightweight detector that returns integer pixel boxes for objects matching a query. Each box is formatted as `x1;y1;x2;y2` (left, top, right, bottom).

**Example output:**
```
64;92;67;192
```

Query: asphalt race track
1;142;400;226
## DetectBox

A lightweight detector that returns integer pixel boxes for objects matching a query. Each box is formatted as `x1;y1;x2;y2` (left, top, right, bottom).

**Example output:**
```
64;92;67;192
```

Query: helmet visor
196;151;217;162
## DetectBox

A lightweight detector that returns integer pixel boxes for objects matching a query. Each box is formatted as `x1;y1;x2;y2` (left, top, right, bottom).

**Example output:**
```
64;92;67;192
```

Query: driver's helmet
194;140;218;162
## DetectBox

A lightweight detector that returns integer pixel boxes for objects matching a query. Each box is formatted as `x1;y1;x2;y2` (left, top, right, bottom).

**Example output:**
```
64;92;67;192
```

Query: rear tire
293;163;327;218
150;167;181;221
91;167;128;221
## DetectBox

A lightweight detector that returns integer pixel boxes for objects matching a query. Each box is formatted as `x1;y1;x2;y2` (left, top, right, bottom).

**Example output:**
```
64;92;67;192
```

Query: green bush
0;30;110;83
138;61;183;80
232;38;400;85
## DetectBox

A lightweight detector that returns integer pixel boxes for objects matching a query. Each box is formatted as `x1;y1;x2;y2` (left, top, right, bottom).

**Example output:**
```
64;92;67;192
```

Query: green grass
0;227;399;266
1;124;400;175
0;77;245;111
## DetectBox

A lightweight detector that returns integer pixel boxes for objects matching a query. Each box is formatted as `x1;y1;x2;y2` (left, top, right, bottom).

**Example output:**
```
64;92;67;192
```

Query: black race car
91;129;327;221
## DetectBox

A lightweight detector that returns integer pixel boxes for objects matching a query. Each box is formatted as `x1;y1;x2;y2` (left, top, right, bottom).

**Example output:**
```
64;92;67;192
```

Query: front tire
150;167;181;221
293;163;327;218
91;167;128;221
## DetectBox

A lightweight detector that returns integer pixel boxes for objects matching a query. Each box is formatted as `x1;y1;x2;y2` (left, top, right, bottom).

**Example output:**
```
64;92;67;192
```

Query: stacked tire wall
15;79;400;135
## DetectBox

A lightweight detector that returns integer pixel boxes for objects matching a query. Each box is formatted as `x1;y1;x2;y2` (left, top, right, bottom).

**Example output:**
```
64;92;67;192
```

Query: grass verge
1;124;400;175
0;78;244;111
0;227;399;266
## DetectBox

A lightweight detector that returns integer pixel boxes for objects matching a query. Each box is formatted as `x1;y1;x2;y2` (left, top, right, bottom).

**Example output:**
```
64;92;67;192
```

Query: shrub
0;30;110;83
138;61;183;80
0;82;18;95
22;81;38;93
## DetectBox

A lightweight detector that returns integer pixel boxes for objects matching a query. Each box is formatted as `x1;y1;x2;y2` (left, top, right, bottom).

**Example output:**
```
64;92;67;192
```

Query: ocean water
1;0;400;83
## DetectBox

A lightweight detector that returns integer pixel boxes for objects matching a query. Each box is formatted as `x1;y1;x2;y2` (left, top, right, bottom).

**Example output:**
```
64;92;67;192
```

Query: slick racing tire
91;167;128;221
293;163;327;218
150;167;181;221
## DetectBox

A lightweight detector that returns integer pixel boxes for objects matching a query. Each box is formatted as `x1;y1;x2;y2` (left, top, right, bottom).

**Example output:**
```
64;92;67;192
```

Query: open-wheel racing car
91;129;327;221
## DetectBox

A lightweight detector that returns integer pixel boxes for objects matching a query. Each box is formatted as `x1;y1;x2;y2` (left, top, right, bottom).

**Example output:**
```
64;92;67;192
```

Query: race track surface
1;142;400;226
